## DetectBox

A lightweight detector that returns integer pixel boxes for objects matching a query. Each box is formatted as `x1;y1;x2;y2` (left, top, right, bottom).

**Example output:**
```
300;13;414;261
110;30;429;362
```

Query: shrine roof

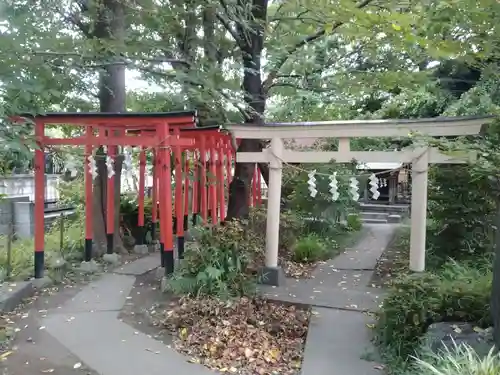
262;115;495;127
227;115;495;139
15;110;196;119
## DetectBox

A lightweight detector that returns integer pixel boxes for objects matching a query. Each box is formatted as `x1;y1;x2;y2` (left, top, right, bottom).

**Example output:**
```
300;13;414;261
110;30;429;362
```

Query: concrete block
148;242;160;253
32;276;53;290
102;253;121;265
79;260;101;273
0;281;33;312
387;214;402;223
132;244;149;255
155;267;165;279
160;276;170;293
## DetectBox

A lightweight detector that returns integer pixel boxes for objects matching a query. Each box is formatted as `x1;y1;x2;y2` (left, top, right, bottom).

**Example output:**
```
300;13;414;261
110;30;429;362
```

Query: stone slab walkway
40;254;217;375
3;224;396;375
260;223;397;375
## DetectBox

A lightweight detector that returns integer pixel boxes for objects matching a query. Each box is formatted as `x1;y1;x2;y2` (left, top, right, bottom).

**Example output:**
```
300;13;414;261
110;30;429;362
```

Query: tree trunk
491;200;500;348
91;0;126;256
226;0;268;220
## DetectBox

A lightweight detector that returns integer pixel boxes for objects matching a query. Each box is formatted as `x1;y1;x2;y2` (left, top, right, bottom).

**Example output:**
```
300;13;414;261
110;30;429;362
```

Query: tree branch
216;12;243;49
263;0;375;92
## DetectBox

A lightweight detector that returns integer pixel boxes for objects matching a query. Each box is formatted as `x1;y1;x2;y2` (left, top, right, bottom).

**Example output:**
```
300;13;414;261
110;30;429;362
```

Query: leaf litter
159;297;310;374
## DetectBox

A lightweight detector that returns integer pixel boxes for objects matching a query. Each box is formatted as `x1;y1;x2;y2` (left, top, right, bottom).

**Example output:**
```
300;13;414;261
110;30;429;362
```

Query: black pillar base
192;213;198;227
172;216;177;234
34;251;44;279
163;251;174;276
183;215;188;231
151;221;156;242
106;233;114;254
257;266;286;286
160;243;165;267
177;236;185;259
136;226;144;245
84;238;92;262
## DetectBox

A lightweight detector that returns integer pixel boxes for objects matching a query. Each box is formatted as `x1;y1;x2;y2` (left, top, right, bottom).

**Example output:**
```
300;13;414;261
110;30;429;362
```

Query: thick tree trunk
226;0;268;220
491;200;500;348
91;0;126;256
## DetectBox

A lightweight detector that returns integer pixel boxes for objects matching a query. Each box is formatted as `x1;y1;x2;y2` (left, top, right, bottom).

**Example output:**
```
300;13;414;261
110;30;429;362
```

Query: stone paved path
261;223;397;375
2;224;396;375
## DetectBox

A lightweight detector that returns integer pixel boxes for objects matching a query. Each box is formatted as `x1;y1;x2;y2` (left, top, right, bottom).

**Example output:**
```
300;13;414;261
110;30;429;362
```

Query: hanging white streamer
349;177;360;201
307;170;317;198
87;155;98;180
106;155;115;178
369;173;380;200
329;172;339;201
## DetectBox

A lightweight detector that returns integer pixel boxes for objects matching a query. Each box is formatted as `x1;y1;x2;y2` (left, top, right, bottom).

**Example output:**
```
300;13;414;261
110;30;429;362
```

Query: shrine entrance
227;116;494;285
12;112;240;279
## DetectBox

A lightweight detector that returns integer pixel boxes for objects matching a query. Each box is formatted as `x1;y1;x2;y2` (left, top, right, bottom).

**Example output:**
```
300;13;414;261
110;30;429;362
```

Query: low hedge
375;260;492;361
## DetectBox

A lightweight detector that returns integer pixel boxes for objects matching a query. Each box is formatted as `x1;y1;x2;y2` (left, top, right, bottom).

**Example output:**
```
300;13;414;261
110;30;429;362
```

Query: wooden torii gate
227;116;494;286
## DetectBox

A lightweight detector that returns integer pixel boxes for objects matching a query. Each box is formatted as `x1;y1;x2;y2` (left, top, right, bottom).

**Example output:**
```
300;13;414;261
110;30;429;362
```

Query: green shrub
427;165;496;265
166;221;261;299
375;261;492;360
411;343;500;375
292;234;330;263
248;207;303;251
346;214;362;231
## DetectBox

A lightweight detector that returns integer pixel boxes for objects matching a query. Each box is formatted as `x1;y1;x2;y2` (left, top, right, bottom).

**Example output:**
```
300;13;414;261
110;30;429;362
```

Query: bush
166;221;262;299
292;234;330;263
248;208;303;251
411;343;500;375
427;165;496;265
346;214;362;231
375;260;492;360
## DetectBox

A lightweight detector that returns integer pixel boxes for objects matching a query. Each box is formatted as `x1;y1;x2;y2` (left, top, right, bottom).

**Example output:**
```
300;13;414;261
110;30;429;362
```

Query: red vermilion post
34;120;45;278
251;166;257;208
164;143;174;274
225;138;232;186
191;150;199;226
157;144;166;267
84;125;93;262
105;128;115;255
217;141;226;221
179;149;190;259
200;137;208;225
151;149;158;244
137;146;146;245
174;129;184;257
159;122;174;274
209;137;218;224
256;167;262;207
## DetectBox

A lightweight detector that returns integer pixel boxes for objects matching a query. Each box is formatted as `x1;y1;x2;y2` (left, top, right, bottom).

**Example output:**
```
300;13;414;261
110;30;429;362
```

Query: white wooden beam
226;116;492;139
236;148;474;164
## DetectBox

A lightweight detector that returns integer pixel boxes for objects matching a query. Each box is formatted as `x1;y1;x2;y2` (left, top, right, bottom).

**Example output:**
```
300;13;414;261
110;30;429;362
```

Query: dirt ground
370;226;410;287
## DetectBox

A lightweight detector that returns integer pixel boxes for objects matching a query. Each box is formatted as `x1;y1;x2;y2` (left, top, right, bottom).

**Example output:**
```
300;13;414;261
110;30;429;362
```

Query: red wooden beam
41;135;194;147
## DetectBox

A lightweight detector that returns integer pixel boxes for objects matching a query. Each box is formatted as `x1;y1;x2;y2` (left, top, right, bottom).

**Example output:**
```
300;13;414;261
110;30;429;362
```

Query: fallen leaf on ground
0;351;13;360
159;297;310;374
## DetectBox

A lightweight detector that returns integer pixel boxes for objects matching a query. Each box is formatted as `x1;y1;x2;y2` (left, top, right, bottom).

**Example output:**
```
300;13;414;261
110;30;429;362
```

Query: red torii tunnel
12;111;263;279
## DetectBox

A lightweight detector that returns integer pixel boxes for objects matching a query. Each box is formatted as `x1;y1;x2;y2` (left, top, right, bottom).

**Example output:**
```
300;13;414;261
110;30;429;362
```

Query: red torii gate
12;111;263;279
